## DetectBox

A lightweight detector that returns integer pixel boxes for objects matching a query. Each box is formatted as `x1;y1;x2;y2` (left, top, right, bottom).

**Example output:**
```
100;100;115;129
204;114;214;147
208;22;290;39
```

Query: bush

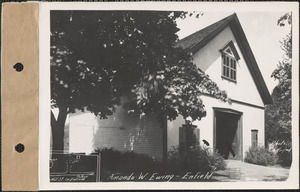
95;146;226;181
244;146;278;166
277;149;292;167
167;145;226;173
206;150;227;171
275;142;292;167
94;148;163;180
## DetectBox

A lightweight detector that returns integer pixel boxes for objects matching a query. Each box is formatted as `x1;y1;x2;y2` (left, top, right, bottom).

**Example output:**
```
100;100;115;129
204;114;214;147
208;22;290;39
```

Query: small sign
50;153;101;182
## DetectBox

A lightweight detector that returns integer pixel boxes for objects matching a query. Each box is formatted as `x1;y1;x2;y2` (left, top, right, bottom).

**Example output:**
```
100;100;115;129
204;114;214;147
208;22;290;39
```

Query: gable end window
222;53;237;81
220;41;240;82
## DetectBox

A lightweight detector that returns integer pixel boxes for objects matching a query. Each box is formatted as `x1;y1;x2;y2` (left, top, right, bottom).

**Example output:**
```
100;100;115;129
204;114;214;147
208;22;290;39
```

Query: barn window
222;53;237;81
251;129;258;147
179;124;199;151
220;41;240;82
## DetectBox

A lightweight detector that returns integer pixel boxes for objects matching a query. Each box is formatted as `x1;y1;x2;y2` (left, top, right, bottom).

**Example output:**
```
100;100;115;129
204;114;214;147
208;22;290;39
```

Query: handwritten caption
106;169;216;182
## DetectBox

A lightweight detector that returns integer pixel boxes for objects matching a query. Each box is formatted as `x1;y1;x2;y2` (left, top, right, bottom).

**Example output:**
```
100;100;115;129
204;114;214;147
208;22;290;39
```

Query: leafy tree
51;11;228;151
265;12;292;165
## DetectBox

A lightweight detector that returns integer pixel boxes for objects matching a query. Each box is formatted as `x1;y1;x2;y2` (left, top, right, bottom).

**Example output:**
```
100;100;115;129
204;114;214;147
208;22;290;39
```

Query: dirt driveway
213;160;290;182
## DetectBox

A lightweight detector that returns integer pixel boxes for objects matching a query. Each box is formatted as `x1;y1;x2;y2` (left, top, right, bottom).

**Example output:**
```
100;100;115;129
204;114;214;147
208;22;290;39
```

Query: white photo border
39;2;299;190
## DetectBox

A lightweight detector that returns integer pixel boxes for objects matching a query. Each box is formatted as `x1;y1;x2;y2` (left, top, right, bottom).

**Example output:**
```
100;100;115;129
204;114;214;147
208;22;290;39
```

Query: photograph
38;2;298;189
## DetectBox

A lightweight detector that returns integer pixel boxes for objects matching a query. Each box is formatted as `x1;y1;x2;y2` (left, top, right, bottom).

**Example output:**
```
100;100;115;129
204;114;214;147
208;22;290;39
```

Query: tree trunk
161;114;168;170
51;107;68;152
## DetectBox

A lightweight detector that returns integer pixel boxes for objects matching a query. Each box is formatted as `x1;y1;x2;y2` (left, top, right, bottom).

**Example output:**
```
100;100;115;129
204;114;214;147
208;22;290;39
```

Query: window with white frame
220;41;240;82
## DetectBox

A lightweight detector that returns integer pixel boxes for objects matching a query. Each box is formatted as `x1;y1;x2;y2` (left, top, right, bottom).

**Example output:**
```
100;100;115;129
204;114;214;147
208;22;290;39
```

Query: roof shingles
176;14;235;51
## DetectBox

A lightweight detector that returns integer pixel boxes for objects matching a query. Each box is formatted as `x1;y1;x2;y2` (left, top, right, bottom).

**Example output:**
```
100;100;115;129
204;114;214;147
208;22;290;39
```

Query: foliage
50;11;228;150
94;148;163;180
95;145;227;180
273;141;292;167
206;150;227;171
265;12;292;157
167;145;226;173
277;12;292;27
95;147;225;181
265;86;292;144
244;146;278;166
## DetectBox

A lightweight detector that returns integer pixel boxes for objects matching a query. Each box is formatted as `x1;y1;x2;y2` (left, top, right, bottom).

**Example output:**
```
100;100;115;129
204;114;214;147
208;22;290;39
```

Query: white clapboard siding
69;105;164;161
93;108;164;161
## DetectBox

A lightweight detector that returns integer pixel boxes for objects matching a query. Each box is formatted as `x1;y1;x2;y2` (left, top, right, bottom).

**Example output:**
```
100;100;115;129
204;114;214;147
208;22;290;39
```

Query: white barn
59;13;272;162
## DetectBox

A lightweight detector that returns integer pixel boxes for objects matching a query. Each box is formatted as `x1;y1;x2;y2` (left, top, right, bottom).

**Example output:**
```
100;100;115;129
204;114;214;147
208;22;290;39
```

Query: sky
176;12;291;94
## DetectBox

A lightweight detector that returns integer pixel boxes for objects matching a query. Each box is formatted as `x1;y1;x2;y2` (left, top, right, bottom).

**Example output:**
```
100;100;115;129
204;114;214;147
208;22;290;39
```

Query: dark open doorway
214;108;243;160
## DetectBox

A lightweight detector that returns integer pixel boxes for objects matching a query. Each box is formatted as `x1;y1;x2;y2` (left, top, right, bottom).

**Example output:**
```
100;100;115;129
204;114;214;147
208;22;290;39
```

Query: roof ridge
177;13;236;43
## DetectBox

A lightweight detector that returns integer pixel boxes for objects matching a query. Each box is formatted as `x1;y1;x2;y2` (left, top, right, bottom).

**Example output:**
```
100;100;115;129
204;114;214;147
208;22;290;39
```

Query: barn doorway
214;108;243;160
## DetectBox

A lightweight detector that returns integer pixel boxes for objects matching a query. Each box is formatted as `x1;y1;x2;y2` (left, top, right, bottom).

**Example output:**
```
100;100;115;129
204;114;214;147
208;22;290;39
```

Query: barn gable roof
176;13;273;105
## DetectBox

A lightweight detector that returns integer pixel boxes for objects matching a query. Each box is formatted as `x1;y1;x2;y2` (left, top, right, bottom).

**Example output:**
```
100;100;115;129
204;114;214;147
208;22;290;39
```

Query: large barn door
214;108;243;161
